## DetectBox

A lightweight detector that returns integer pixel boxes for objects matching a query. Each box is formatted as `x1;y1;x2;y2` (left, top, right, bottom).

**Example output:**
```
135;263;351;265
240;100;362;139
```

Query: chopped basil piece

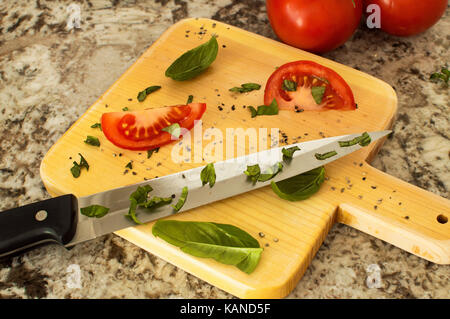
70;163;81;178
137;85;161;102
200;163;216;187
430;67;449;85
244;162;282;183
271;166;325;201
338;132;371;147
147;147;160;159
140;196;173;210
248;106;258;118
165;36;218;81
90;123;102;130
84;135;100;147
126;185;153;224
162;123;181;139
70;153;89;178
257;162;283;182
122;107;129;111
315;150;338;160
125;161;133;170
282;146;300;162
244;164;261;184
80;205;110;218
186;95;194;104
282;79;297;92
229;83;261;93
311;86;326;105
248;99;278;118
172;186;188;212
152;220;263;274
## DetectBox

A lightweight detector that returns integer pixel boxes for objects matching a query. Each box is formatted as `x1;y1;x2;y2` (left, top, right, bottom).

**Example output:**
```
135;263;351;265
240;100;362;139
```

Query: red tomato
101;103;206;150
266;0;363;53
264;60;356;111
363;0;447;36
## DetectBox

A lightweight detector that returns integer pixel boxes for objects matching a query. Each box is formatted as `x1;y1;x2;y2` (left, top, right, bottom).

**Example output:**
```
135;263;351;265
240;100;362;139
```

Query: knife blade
0;131;390;258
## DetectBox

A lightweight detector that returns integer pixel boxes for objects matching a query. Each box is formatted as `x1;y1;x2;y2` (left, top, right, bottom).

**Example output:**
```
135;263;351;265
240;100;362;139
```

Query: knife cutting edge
0;130;391;258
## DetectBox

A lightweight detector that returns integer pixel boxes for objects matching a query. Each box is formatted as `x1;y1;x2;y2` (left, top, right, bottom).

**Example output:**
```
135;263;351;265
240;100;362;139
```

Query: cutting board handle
336;164;450;264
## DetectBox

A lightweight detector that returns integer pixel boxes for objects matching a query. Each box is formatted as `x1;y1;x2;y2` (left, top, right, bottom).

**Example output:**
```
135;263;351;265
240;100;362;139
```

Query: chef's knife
0;131;390;258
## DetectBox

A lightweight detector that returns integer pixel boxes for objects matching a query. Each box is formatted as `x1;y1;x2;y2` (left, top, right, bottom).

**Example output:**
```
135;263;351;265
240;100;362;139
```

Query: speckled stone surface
0;0;449;299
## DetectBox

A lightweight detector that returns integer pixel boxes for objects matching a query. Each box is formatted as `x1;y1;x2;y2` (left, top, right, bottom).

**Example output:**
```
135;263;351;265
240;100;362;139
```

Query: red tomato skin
264;60;356;111
266;0;363;53
364;0;447;36
101;103;206;151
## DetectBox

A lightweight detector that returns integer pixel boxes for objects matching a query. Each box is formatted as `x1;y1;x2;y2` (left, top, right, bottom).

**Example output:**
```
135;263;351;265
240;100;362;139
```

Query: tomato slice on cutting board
101;103;206;150
264;60;356;111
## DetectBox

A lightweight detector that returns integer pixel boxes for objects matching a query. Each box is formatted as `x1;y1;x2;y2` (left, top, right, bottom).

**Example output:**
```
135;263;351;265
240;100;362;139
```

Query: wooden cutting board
40;18;450;298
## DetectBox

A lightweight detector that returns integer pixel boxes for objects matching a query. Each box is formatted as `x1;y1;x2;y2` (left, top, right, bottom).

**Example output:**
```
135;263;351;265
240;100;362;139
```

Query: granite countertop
0;0;449;299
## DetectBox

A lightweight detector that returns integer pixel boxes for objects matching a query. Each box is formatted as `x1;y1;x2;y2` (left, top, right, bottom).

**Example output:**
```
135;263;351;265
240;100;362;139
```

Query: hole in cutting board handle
437;214;448;224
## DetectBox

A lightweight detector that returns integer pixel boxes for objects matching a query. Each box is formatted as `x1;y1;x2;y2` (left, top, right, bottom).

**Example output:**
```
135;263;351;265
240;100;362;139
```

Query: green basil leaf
152;220;263;274
339;132;372;147
186;95;194;104
311;86;326;104
165;36;218;81
200;163;216;187
140;196;173;210
172;186;188;212
248;106;257;118
137;85;161;102
162;123;181;140
78;153;89;170
80;205;110;218
229;83;261;93
430;67;449;85
315;151;338;160
250;99;279;118
271;166;325;201
282;79;297;92
125;161;133;170
147;147;159;159
258;162;283;182
244;164;261;184
84;135;100;147
70;162;81;178
70;153;89;178
126;185;153;224
90;123;102;130
122;107;129;111
282;146;300;162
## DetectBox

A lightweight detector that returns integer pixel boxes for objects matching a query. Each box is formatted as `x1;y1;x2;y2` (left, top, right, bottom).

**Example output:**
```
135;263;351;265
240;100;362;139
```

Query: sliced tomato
101;103;206;150
264;60;356;111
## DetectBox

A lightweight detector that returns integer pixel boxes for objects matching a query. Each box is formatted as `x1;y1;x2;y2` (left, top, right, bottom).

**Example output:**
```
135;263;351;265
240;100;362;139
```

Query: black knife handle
0;194;78;258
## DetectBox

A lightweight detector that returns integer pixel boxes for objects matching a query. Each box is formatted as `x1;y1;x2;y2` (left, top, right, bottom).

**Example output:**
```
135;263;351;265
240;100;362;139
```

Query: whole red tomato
363;0;447;36
266;0;363;53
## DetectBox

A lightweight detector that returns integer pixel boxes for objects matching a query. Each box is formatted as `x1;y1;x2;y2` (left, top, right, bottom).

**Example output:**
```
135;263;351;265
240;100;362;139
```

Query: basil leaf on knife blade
172;186;188;212
282;146;300;162
271;166;325;201
338;132;371;147
126;185;153;224
257;162;283;182
200;163;216;187
152;220;263;274
80;205;109;218
165;36;219;81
